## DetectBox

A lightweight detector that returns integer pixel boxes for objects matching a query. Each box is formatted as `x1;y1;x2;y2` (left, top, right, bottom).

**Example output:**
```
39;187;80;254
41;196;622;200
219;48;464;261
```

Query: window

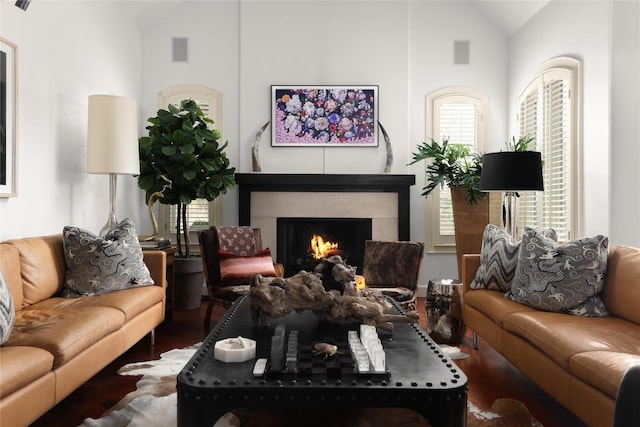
516;57;581;241
425;87;489;252
157;85;225;250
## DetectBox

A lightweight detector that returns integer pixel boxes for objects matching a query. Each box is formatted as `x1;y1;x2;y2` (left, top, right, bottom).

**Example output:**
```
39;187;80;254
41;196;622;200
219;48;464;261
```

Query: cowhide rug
79;344;542;427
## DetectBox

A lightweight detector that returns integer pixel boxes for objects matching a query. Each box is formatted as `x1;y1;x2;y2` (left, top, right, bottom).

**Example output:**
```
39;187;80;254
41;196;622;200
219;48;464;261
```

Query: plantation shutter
425;88;488;252
517;68;572;241
435;99;481;238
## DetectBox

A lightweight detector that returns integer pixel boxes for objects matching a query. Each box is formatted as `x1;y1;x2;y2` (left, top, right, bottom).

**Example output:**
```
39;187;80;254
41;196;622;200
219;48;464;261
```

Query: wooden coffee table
177;296;467;426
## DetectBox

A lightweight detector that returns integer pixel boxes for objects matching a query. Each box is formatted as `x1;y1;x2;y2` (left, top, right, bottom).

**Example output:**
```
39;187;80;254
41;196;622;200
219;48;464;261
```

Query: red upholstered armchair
199;226;284;330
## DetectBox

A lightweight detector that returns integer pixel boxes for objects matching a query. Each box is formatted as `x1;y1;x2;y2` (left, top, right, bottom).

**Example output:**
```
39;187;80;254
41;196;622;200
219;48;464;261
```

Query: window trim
425;87;489;253
516;56;582;240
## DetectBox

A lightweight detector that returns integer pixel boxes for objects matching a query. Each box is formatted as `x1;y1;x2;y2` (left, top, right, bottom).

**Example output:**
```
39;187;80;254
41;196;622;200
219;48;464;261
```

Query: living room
1;1;639;426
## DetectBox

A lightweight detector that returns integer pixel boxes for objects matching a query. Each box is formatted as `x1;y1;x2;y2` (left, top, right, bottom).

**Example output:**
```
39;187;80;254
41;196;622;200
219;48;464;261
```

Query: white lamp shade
87;94;140;175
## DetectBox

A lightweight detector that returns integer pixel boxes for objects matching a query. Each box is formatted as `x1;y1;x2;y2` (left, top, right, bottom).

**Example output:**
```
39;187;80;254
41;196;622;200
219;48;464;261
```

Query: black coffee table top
177;295;467;426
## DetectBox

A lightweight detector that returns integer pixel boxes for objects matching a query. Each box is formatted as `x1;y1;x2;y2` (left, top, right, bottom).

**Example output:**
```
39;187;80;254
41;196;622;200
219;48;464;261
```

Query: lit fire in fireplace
310;234;339;259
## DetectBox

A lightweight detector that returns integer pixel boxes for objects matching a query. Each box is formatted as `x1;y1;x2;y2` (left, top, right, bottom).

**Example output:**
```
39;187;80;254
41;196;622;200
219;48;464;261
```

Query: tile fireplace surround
235;173;415;265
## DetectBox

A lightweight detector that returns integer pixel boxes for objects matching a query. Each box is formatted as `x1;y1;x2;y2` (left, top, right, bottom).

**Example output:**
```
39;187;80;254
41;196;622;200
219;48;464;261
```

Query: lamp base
502;191;519;240
99;173;119;238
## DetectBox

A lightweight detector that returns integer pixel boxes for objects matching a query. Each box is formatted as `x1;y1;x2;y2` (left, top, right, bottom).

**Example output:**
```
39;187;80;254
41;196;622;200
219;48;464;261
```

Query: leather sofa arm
461;254;480;294
142;251;167;290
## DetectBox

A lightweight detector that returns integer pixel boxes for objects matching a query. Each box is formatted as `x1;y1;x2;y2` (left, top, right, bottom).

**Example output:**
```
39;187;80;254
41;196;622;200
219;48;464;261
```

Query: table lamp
86;95;139;237
479;151;544;239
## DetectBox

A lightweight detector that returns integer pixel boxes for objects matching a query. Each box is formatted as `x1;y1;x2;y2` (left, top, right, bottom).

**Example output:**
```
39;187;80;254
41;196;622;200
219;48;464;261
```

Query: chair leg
203;299;214;331
149;328;155;346
472;332;479;350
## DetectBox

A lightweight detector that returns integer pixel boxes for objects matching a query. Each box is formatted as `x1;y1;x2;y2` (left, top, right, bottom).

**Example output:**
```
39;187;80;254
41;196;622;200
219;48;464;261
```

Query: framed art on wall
271;85;378;146
1;37;18;197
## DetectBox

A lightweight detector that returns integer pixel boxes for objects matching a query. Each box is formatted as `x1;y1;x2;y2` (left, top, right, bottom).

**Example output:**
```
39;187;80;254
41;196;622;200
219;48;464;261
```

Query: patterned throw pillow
218;248;277;286
0;271;15;345
62;218;154;297
506;227;609;316
215;226;257;255
470;224;519;292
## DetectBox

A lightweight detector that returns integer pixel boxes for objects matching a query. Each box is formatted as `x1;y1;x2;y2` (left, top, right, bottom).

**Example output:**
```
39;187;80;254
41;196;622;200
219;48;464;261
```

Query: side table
143;246;176;319
426;278;466;345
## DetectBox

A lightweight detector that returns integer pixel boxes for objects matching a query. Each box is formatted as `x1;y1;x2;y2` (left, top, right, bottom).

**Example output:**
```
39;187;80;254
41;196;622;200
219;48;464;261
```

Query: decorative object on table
426;278;466;345
80;343;542;427
479;136;544;239
139;238;172;250
61;218;154;297
137;99;236;309
249;255;419;332
86;94;140;237
0;37;18;198
271;85;378;146
506;227;610;316
137;184;170;242
409;138;489;278
213;337;256;363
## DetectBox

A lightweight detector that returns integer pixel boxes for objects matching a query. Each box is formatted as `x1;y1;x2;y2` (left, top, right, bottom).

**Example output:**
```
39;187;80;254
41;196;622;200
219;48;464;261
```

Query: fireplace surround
235;173;415;268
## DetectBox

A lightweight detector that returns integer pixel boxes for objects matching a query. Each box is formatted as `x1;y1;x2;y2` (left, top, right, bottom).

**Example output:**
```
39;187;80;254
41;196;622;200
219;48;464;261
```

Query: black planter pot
173;257;205;310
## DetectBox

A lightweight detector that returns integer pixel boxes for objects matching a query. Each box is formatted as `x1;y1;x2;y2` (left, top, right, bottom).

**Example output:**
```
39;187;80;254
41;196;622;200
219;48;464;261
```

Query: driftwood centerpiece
250;256;419;332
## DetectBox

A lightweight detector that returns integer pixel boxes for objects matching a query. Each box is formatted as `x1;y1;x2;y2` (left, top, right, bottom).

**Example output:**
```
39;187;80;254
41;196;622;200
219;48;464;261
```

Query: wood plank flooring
30;298;587;427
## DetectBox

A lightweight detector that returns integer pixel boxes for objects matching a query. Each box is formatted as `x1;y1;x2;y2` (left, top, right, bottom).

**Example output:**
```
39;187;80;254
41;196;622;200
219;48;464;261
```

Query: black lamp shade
480;151;544;191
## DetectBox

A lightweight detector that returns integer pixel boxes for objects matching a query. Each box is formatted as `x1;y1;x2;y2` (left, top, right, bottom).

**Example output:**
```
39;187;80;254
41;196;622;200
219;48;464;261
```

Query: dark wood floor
31;298;587;427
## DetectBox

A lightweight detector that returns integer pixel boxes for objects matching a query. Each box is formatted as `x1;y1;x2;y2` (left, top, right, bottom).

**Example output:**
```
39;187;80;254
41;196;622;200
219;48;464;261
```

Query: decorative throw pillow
219;248;277;286
0;271;15;345
215;226;257;255
62;218;154;297
470;224;520;292
506;227;609;316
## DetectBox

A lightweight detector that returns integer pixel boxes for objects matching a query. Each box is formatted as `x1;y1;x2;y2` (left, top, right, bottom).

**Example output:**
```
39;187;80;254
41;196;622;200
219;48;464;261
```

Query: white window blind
426;89;488;252
517;58;580;241
157;85;224;246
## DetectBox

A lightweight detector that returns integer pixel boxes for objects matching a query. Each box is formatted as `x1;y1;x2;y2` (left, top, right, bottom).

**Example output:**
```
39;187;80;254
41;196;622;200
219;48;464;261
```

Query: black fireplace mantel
235;173;416;240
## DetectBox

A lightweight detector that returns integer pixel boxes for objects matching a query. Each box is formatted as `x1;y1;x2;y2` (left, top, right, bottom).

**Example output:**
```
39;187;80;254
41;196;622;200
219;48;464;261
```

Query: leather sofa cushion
5;235;66;308
465;288;536;326
603;245;640;325
503;311;640;368
569;351;640;399
0;346;54;398
0;244;23;310
5;306;124;368
31;286;164;322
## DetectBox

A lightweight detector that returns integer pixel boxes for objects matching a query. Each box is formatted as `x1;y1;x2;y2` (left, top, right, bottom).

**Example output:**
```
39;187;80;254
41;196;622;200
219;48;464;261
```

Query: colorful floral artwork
271;86;378;146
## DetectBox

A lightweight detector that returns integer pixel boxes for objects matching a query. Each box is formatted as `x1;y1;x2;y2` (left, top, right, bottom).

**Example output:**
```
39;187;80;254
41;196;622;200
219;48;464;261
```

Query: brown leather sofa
462;245;640;427
0;234;167;427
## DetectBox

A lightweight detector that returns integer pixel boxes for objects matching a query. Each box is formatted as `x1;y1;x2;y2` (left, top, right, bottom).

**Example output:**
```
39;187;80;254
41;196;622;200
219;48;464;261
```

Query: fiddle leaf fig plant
137;99;236;257
409;137;485;204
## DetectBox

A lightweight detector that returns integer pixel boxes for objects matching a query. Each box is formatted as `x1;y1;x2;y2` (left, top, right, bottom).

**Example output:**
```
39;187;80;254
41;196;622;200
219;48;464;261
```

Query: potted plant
138;99;236;309
409;138;489;279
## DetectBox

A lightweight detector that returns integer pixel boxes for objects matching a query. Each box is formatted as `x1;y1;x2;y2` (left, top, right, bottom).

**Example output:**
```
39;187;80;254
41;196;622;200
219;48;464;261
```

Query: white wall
139;0;509;285
508;1;613;239
0;1;144;240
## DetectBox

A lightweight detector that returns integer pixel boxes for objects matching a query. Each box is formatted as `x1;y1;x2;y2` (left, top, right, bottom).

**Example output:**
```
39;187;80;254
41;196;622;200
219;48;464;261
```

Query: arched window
516;57;581;241
157;85;224;249
425;87;489;252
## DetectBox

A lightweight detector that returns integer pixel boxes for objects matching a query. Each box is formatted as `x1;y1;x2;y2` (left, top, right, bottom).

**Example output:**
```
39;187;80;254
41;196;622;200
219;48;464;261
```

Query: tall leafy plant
409;137;485;204
137;99;236;257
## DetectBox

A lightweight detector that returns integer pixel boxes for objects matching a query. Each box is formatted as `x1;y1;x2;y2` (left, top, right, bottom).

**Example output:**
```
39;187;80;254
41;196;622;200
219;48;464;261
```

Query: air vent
454;40;470;65
172;38;188;62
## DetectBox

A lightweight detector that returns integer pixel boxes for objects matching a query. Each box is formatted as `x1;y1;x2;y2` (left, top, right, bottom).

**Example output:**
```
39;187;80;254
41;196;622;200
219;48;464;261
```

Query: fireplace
277;217;372;276
234;173;415;276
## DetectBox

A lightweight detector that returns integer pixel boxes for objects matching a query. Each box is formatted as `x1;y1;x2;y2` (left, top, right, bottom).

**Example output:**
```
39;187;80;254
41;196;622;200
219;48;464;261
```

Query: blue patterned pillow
62;218;154;297
506;227;609;316
0;271;15;345
470;224;519;292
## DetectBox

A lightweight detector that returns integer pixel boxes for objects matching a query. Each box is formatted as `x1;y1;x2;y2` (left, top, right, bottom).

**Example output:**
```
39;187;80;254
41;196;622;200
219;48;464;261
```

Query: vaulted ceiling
115;0;550;36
